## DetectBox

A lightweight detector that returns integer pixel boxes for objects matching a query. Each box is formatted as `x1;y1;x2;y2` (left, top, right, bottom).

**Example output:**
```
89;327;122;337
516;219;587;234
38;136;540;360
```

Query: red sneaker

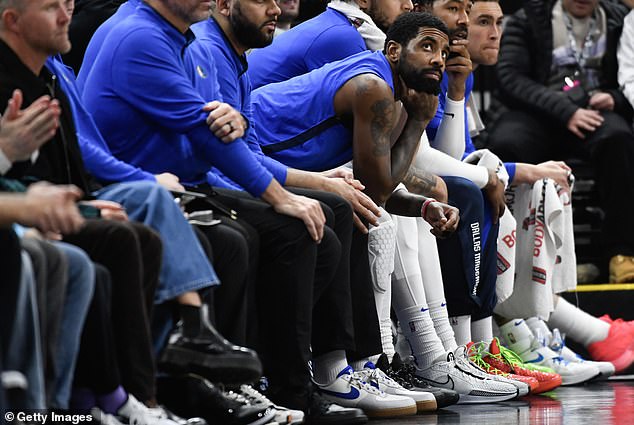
482;338;562;394
467;342;539;394
587;315;634;373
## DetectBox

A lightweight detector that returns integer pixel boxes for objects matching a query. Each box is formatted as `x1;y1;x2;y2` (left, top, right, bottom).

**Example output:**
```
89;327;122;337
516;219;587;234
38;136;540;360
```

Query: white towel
327;0;386;51
495;179;577;319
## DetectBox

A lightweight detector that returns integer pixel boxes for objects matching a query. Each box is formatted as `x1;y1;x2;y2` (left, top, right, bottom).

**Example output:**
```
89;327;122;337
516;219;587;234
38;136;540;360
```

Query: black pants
194;223;251;346
488;109;634;258
73;264;121;394
187;186;356;391
438;177;499;320
64;220;162;402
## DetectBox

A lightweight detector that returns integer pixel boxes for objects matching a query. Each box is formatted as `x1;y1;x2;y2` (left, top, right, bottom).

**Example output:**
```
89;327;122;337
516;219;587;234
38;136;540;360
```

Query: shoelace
346;371;385;396
224;389;250;405
240;385;273;406
356;367;400;389
468;342;508;377
532;329;569;366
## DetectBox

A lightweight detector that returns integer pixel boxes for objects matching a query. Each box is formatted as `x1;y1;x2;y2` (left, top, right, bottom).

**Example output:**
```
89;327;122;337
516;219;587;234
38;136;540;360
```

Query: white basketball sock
547;296;609;346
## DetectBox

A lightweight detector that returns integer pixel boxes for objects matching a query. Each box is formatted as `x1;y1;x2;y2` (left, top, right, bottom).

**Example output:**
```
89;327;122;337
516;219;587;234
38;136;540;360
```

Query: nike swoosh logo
514;320;523;326
524;353;545;364
421;375;454;390
441;303;446;307
320;386;361;400
421;307;429;312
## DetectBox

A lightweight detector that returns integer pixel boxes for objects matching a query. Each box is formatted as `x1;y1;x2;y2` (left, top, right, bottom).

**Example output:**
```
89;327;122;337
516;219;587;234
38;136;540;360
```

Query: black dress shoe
159;305;262;385
156;374;274;425
380;353;460;408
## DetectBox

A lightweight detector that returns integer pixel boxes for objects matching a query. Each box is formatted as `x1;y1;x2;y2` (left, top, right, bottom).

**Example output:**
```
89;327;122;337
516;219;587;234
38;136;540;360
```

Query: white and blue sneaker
537;323;615;380
317;366;416;418
353;361;437;412
502;319;600;386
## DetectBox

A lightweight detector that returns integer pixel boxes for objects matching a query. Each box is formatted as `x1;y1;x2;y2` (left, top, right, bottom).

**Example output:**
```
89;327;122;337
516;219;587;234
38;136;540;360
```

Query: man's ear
385;40;402;63
1;9;20;33
216;0;231;17
355;0;371;11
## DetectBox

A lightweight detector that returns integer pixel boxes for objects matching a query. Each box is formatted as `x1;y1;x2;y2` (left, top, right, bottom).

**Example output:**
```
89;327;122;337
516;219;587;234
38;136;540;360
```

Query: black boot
159;304;262;385
156;373;274;425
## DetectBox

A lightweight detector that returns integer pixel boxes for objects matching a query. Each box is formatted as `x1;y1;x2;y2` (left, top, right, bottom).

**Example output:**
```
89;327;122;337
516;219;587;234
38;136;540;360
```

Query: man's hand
22;182;84;234
273;192;325;242
483;169;505;224
423;200;460;238
321;167;364;189
0;90;60;162
203;101;245;143
588;92;615;112
567;108;604;139
261;180;326;242
82;200;128;222
155;172;185;192
446;39;472;101
401;89;439;123
533;161;572;192
323;177;381;233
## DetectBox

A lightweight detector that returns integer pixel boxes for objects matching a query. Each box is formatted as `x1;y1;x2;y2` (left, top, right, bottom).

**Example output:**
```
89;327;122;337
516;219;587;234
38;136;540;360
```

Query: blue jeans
94;181;219;303
51;242;95;409
5;252;45;409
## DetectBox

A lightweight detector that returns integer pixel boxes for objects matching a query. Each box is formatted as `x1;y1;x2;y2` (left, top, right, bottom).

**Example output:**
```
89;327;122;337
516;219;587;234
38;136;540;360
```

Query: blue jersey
192;18;287;190
81;3;275;196
76;0;141;93
46;55;156;184
251;50;393;171
248;8;366;89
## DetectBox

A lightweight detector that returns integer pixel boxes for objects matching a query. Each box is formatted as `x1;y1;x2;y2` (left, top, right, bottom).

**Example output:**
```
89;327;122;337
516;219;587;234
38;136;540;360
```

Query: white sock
499;318;534;354
313;350;348;385
547;297;610;346
429;299;458;352
471;316;493;343
525;317;553;341
368;211;397;362
450;315;471;346
350;357;373;371
396;305;447;368
416;218;458;351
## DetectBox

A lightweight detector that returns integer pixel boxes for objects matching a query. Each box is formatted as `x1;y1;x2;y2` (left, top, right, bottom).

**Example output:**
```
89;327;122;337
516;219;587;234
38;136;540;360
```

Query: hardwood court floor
371;376;634;425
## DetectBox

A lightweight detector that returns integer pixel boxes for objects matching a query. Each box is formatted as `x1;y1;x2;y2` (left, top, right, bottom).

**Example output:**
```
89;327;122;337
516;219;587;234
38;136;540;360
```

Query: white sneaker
91;408;125;425
354;361;437;412
117;394;180;425
317;366;416;418
238;384;305;424
464;343;530;397
550;329;615;379
414;346;519;404
501;319;600;386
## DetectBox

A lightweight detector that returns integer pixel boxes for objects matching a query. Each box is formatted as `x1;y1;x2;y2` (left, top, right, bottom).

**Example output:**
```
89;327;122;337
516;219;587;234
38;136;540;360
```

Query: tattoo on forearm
404;166;437;195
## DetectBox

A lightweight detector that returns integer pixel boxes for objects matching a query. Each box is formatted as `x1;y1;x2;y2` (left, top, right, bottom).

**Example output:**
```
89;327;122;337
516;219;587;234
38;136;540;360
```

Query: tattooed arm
334;74;431;205
402;165;448;202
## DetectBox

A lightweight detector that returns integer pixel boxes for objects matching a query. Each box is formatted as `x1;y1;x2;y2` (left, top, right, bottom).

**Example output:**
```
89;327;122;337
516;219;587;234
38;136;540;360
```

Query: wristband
421;198;436;220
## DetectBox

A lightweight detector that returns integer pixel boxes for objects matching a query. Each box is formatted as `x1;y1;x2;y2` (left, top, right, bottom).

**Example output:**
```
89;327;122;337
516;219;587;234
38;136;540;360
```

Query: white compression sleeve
414;133;489;189
430;96;466;160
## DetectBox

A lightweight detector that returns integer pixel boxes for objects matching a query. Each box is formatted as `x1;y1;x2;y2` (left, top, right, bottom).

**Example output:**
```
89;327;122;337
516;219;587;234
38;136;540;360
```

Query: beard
230;3;275;49
398;56;442;95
